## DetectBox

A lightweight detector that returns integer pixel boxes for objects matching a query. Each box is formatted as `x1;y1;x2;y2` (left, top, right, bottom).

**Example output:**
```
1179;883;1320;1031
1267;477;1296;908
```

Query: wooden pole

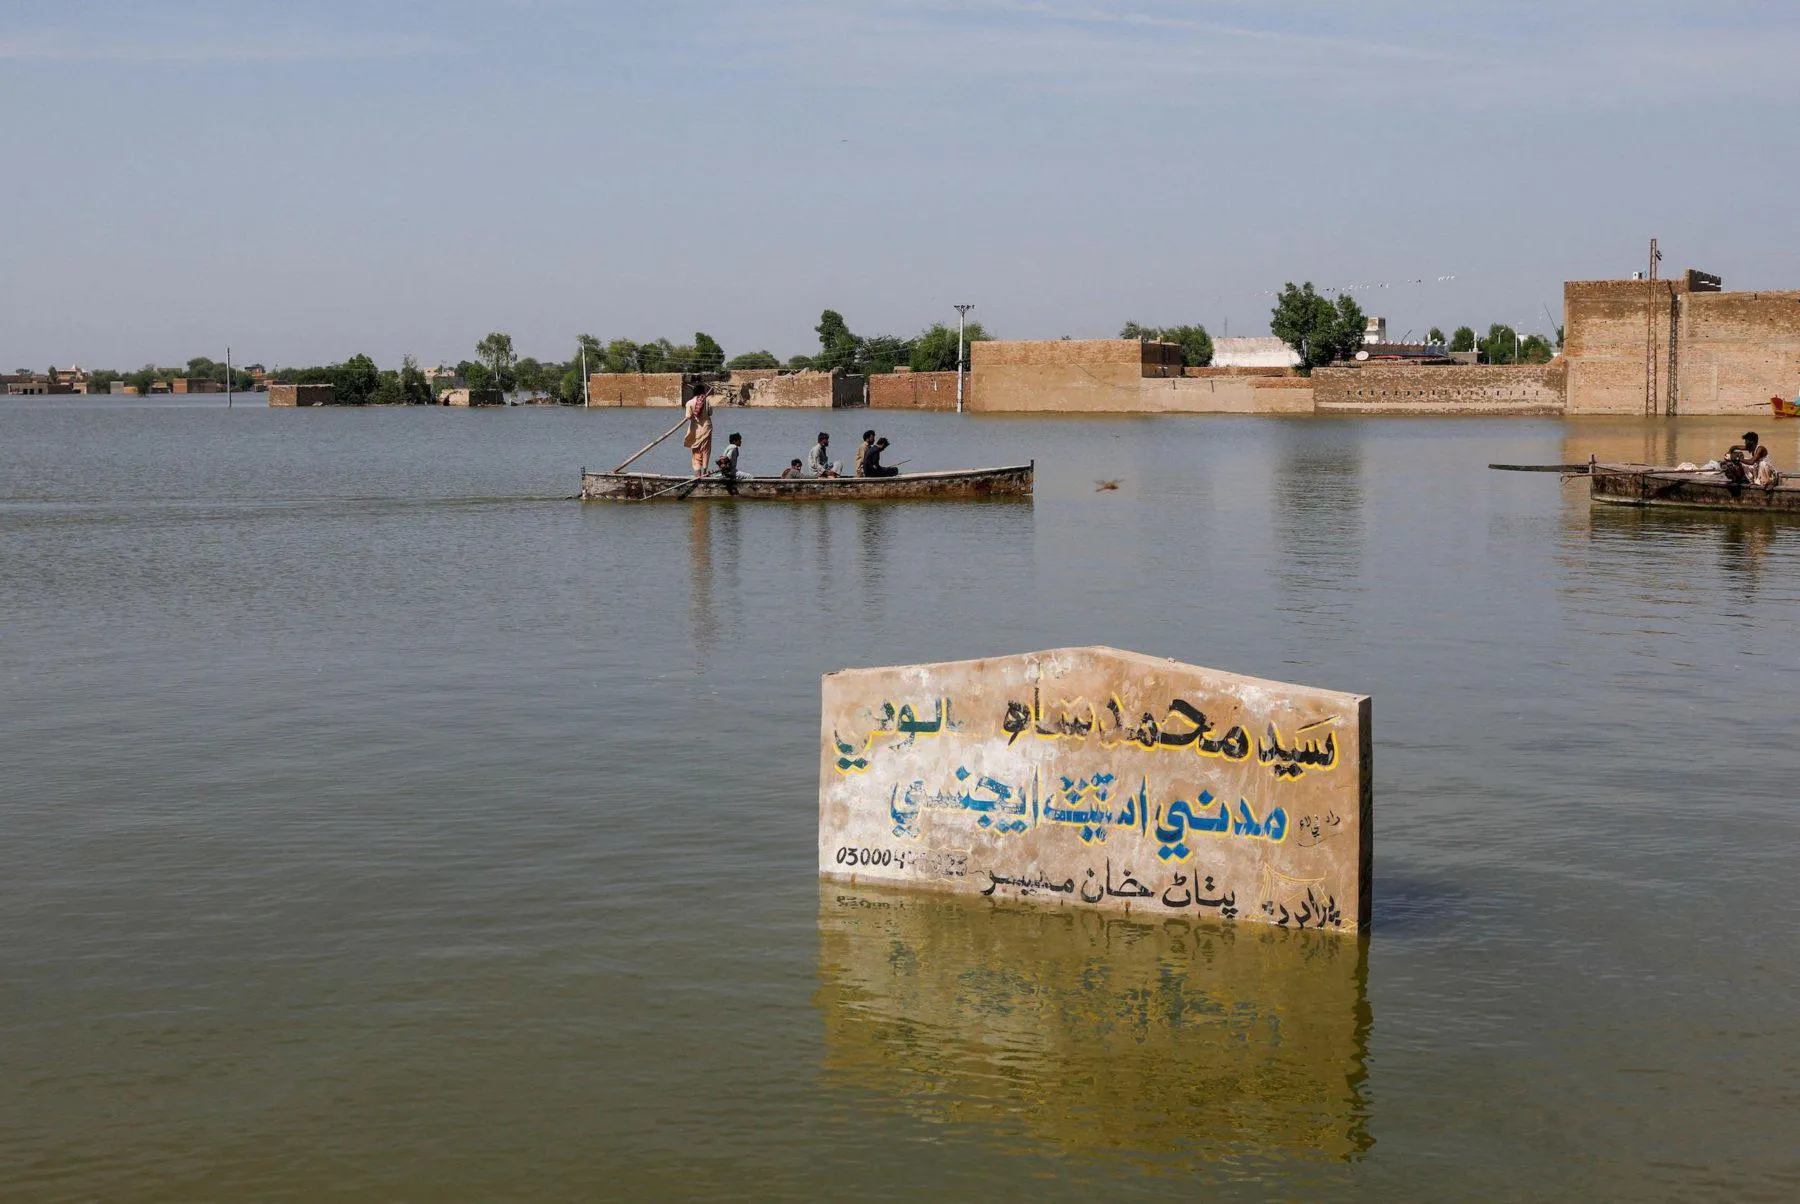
611;417;689;473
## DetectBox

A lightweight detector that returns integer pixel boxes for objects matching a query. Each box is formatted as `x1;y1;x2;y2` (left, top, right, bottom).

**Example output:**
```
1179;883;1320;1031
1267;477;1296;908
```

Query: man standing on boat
681;384;714;476
808;432;838;478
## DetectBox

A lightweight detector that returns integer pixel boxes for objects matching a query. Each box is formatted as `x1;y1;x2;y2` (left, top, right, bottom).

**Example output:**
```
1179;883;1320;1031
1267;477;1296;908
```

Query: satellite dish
1355;350;1370;361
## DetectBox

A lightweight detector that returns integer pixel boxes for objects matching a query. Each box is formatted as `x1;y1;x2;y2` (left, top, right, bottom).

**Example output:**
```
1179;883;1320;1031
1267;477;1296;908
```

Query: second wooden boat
1589;462;1800;514
581;463;1034;502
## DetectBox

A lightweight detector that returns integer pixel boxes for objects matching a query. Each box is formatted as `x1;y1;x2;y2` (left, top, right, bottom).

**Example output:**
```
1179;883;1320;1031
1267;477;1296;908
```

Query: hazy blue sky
4;0;1798;369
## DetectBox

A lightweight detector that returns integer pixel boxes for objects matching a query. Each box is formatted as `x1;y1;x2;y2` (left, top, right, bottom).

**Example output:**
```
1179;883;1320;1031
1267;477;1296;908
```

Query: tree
602;339;640;374
1119;322;1212;366
727;350;780;370
399;355;431;404
907;321;991;372
1450;326;1476;353
464;361;492;391
814;309;861;371
515;357;549;393
862;335;914;375
475;332;517;391
1478;323;1520;365
692;332;725;372
1555;325;1565;351
1519;334;1555;364
334;353;381;404
636;338;676;374
1270;283;1363;372
785;354;815;371
1427;327;1446;345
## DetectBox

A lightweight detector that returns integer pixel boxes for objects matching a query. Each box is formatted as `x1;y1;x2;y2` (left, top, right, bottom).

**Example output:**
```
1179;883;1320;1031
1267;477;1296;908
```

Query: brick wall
1674;291;1800;414
1312;364;1564;414
586;373;688;407
868;371;960;410
1563;280;1683;414
268;383;333;407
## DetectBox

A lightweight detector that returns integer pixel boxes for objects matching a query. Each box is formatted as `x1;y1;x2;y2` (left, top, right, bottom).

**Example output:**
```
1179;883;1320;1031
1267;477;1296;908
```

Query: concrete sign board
818;647;1372;933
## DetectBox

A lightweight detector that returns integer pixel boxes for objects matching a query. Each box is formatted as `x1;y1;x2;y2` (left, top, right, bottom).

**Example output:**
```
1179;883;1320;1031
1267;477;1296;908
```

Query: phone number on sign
832;847;967;878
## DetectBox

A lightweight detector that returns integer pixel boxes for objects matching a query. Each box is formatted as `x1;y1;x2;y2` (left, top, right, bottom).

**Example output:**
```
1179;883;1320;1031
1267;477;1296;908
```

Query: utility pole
1645;238;1661;416
226;345;233;409
954;304;974;414
581;342;589;408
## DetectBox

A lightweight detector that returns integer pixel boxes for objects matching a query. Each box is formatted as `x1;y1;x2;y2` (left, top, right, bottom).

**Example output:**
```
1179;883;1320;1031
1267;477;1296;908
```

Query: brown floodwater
2;399;1797;1200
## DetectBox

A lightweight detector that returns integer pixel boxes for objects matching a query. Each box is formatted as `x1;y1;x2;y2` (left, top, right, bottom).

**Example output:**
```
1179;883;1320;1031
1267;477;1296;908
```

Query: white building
1210;336;1301;369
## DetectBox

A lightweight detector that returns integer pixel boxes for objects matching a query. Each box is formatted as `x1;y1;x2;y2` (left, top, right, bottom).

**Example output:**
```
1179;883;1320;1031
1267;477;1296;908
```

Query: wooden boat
1771;396;1799;418
581;462;1034;502
1589;462;1800;515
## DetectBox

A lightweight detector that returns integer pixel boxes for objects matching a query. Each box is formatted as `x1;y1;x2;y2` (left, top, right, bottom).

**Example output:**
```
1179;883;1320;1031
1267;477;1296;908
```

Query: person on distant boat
808;432;838;477
853;429;877;476
863;436;901;478
780;458;804;479
716;432;744;480
1722;431;1774;486
682;384;714;475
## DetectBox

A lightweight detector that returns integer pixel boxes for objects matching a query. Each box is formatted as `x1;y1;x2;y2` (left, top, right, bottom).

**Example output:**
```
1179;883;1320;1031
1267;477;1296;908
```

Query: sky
4;0;1800;370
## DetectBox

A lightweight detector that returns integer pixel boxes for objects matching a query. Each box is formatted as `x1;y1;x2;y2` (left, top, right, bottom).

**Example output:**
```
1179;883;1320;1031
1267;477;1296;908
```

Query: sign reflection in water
815;885;1373;1165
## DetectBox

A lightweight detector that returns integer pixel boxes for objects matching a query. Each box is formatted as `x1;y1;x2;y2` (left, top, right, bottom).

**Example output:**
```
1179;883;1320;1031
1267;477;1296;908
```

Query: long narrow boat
1772;396;1799;419
1589;462;1800;514
581;462;1034;502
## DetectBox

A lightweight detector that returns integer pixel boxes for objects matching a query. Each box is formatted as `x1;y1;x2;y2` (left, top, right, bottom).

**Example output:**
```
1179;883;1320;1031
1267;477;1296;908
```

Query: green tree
1270;283;1363;372
334;353;381;404
637;338;677;374
692;332;725;372
1119;322;1211;366
1427;327;1446;345
785;354;815;371
1450;326;1476;353
370;368;405;406
909;321;991;372
1555;325;1565;351
1519;334;1555;364
602;339;640;374
1478;323;1520;365
726;350;780;370
464;361;493;392
475;332;517;391
861;335;914;374
400;355;432;404
814;309;861;371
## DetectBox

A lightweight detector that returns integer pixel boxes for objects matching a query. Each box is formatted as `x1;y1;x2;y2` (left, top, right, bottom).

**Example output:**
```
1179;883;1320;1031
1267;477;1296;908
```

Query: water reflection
688;502;714;655
815;885;1372;1167
1270;426;1365;610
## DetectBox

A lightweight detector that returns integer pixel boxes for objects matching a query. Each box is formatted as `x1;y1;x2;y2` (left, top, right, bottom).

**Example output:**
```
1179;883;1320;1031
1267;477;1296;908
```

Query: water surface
3;399;1797;1200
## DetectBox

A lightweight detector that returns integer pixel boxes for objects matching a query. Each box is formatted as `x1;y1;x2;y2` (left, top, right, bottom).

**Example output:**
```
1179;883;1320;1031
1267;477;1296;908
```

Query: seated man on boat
780;458;804;479
853;429;877;476
808;432;839;478
1722;431;1775;486
715;432;745;480
862;436;900;478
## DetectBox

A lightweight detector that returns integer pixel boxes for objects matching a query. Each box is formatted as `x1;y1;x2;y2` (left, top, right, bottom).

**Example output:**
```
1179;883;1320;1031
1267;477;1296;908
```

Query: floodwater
3;398;1798;1201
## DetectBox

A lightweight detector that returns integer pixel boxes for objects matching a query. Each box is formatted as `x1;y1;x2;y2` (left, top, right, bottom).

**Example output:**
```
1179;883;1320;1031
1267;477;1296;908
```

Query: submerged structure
818;646;1373;933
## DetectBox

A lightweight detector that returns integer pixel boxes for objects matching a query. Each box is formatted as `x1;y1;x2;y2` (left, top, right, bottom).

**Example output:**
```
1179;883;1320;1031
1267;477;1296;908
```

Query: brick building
1563;270;1800;415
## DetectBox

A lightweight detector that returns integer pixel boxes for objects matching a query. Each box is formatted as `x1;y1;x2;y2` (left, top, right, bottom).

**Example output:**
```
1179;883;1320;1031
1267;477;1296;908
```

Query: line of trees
79;357;263;395
1424;324;1560;364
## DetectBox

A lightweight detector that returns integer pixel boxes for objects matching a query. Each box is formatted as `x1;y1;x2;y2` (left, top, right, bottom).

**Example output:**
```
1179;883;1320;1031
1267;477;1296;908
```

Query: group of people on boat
681;384;903;481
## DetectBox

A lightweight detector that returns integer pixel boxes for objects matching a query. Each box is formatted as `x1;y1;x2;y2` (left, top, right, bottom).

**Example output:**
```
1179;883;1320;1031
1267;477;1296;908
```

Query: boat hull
1589;463;1800;514
1772;396;1799;419
580;463;1034;502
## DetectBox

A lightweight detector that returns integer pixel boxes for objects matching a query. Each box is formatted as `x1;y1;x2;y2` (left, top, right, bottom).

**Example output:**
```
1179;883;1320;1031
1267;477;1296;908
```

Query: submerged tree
475;332;517;391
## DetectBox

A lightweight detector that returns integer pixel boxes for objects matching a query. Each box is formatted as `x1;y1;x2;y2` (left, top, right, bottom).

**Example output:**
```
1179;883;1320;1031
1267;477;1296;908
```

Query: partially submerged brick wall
1674;291;1800;414
586;373;688;407
868;371;959;410
268;383;333;407
1311;364;1564;414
